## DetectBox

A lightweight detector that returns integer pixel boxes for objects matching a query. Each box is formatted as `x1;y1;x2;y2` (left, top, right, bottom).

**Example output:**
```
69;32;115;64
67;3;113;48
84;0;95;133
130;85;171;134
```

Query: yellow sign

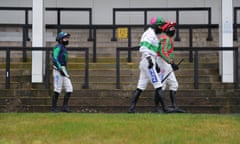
117;27;128;39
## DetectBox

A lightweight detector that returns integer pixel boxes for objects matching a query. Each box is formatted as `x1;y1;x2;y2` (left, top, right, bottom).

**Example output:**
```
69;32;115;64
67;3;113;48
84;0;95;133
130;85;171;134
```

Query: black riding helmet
56;31;71;41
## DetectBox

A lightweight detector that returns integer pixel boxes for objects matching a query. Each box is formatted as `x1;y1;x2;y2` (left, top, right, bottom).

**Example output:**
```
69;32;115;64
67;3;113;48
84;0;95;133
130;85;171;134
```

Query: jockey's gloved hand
171;63;179;71
147;57;153;69
59;69;66;76
155;63;160;73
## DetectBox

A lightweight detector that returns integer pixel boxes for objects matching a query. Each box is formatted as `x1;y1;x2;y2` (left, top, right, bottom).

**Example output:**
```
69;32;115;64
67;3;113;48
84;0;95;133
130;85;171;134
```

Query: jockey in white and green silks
128;16;174;113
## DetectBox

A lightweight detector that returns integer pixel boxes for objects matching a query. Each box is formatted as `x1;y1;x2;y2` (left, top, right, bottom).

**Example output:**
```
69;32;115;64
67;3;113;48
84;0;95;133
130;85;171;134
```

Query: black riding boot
128;88;142;113
170;90;185;113
156;88;174;113
153;92;162;113
52;92;59;112
62;92;71;112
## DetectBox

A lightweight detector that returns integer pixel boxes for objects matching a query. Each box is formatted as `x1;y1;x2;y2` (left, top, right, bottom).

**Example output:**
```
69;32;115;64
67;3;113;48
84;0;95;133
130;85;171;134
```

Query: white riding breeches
137;55;163;90
156;57;178;91
53;66;73;93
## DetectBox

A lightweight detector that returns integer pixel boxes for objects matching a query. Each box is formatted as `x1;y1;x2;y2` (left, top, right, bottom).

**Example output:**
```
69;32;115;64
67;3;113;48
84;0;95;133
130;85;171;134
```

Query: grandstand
0;0;239;113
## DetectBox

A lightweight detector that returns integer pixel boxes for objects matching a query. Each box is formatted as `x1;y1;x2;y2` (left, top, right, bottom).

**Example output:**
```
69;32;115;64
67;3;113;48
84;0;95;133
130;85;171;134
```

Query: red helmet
161;21;176;32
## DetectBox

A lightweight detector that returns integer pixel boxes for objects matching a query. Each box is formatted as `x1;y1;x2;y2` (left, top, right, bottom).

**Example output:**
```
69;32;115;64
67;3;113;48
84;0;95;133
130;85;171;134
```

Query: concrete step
0;26;238;115
0;98;240;113
50;75;217;83
0;55;219;64
0;28;221;45
0;105;231;113
0;79;234;90
1;100;239;113
0;27;233;55
1;96;236;108
0;50;238;113
0;89;217;97
0;60;219;70
80;82;235;90
0;89;239;113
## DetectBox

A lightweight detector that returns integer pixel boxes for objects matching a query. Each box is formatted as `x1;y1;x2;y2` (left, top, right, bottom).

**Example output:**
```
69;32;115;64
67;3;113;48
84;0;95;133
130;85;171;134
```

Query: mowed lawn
0;113;239;144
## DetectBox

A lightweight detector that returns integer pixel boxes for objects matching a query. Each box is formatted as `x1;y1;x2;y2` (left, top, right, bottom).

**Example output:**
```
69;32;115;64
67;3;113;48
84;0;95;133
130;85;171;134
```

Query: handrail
46;24;218;63
0;23;219;63
112;7;212;41
0;7;31;62
45;7;92;40
0;7;93;61
0;47;89;89
116;47;239;89
233;7;240;41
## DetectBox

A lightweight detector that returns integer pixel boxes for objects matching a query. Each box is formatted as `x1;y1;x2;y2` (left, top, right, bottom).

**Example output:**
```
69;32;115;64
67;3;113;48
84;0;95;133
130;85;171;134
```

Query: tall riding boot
128;88;142;113
153;91;162;113
156;88;174;113
170;90;185;113
62;92;71;112
52;92;59;112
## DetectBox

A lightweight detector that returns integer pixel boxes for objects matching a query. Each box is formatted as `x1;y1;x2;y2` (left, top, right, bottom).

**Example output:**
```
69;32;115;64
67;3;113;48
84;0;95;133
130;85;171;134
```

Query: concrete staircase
0;28;240;113
0;54;239;113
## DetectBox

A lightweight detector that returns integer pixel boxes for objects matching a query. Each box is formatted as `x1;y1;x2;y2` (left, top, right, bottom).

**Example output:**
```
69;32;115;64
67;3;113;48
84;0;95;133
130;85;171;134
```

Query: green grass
0;113;240;144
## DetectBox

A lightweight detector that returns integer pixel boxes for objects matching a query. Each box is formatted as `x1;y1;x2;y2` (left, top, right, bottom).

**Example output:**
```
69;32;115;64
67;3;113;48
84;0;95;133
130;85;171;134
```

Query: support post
219;0;234;83
32;0;45;82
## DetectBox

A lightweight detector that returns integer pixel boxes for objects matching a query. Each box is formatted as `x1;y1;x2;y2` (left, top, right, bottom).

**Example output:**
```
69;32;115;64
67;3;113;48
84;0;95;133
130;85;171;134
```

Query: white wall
0;0;239;24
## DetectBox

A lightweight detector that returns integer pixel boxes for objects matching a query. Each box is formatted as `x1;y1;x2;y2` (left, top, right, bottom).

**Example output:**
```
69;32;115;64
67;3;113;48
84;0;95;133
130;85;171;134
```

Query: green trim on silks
169;53;174;59
53;47;62;69
140;41;159;53
159;38;170;63
158;36;175;63
64;52;68;64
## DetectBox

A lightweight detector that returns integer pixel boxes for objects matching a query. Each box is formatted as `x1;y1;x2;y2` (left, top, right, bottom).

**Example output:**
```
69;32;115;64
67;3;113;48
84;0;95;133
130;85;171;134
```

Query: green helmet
150;16;166;28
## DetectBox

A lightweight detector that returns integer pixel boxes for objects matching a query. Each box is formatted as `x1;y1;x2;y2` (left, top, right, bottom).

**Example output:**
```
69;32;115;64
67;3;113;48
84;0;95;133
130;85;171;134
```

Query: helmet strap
59;40;69;45
154;25;162;34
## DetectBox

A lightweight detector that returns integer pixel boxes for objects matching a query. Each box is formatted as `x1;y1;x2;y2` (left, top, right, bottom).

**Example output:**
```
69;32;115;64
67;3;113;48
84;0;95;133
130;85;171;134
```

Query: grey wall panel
0;0;239;24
